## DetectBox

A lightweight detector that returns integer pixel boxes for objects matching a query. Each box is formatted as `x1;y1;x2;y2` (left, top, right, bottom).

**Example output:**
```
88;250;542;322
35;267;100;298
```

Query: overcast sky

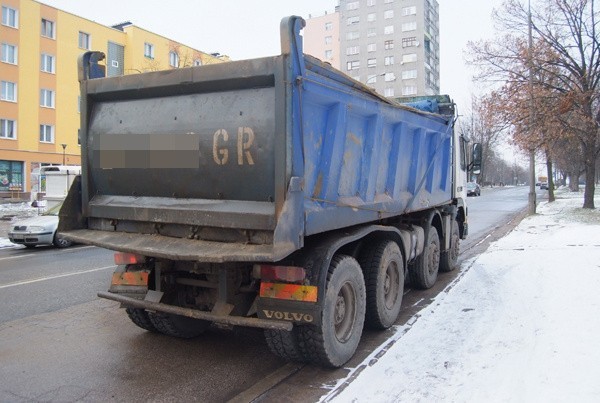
39;0;504;114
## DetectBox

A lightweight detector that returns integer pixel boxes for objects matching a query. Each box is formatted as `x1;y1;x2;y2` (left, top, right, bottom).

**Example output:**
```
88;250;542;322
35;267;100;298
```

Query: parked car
8;202;72;248
540;182;549;190
466;182;481;197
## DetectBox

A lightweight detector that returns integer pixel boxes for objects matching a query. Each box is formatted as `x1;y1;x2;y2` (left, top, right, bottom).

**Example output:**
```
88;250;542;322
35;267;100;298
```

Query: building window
384;40;394;50
384;55;394;66
1;6;18;28
325;36;332;45
403;6;417;16
384;25;394;35
169;51;179;67
402;53;418;63
193;59;202;66
402;69;418;79
78;31;91;50
367;13;376;22
367;58;377;68
346;46;360;56
384;10;394;19
1;81;16;102
0;160;23;191
347;16;360;25
367;43;377;52
367;28;377;37
1;43;17;64
403;86;417;96
325;50;333;60
325;22;333;31
347;31;359;40
402;22;417;32
346;60;360;71
144;43;154;59
347;1;359;10
40;53;55;73
41;18;55;38
384;87;395;97
385;72;396;82
0;119;16;139
39;124;54;143
367;0;376;6
40;89;55;108
402;37;418;47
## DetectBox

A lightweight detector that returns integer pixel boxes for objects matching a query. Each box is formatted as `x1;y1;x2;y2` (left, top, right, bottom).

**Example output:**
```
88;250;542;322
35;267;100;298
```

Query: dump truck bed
61;17;453;262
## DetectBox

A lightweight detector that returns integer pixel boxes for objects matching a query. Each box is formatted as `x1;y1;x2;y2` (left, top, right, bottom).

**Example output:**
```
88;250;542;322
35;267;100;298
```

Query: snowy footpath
326;188;600;403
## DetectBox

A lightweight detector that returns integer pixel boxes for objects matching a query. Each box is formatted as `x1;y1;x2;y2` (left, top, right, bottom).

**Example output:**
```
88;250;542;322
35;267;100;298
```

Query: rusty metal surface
97;291;293;331
61;229;294;263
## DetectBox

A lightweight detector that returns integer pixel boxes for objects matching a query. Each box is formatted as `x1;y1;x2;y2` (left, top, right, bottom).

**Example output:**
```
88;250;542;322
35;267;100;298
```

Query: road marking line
0;265;116;289
0;246;96;262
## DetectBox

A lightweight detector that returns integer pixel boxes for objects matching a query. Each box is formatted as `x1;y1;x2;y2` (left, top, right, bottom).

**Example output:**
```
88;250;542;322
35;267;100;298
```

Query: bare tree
468;0;600;208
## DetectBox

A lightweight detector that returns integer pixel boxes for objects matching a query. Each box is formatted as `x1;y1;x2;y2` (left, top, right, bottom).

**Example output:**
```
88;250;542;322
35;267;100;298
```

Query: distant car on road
466;182;481;197
8;202;72;248
540;182;549;190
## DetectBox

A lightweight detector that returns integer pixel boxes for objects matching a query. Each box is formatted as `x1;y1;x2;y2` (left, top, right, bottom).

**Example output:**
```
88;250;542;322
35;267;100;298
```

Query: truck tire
125;307;158;332
298;255;366;368
408;227;440;289
359;240;404;329
264;328;307;362
440;221;460;272
148;312;210;339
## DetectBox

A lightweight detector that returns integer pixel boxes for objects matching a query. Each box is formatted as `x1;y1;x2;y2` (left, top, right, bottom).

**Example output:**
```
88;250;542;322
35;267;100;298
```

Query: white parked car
8;203;72;248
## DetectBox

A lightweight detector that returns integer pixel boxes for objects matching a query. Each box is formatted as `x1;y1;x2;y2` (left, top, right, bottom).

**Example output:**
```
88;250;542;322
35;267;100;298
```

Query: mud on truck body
60;16;480;367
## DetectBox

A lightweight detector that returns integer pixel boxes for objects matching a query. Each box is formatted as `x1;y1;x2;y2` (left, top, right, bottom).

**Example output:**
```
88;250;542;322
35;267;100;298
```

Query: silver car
8;203;72;248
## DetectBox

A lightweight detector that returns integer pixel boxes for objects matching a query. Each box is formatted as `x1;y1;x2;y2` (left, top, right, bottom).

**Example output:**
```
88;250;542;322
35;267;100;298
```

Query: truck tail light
114;252;145;265
254;264;306;284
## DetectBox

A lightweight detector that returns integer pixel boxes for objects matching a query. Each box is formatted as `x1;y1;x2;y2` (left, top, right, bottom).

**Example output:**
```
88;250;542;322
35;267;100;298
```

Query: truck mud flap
98;291;292;331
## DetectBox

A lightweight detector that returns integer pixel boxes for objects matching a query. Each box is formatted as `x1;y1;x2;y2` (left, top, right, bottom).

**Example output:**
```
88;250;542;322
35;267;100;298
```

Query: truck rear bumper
98;291;293;331
62;229;288;263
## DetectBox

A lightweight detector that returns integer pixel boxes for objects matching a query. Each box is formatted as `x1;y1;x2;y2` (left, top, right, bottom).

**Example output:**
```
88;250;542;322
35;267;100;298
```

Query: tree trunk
545;148;555;202
583;145;596;209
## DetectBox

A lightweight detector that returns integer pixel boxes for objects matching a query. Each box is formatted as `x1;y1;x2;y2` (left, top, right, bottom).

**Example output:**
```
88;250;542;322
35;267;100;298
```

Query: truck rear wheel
298;255;366;368
125;307;158;332
408;227;440;289
440;221;460;272
264;328;306;362
359;240;404;329
148;312;210;339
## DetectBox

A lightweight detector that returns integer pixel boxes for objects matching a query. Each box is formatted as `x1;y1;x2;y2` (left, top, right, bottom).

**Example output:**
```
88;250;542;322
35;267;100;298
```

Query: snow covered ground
326;188;600;403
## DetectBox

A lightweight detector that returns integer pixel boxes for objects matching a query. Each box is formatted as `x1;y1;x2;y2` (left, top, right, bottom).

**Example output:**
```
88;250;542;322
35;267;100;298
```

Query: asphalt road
0;186;541;402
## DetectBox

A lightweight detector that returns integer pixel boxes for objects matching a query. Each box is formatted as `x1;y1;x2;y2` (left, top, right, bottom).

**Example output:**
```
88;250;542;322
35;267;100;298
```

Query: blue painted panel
296;58;454;236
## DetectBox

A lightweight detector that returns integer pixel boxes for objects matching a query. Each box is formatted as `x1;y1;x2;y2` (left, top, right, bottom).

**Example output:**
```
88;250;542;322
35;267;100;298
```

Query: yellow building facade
0;0;225;199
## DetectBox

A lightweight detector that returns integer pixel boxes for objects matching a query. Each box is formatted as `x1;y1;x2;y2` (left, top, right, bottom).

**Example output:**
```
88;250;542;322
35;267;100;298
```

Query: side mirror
471;143;482;175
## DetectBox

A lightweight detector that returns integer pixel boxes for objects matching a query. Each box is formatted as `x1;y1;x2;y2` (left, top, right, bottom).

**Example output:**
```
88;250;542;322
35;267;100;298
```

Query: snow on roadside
326;188;600;402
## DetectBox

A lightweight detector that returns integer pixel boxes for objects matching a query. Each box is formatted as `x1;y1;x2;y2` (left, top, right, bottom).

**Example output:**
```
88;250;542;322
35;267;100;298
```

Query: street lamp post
527;0;537;215
61;143;67;165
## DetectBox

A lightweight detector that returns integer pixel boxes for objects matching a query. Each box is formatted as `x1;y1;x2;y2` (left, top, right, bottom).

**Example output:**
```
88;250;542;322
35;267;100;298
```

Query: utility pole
527;0;537;215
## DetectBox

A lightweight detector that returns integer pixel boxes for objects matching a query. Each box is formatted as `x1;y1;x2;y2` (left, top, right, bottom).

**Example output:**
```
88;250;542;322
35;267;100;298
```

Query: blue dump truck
61;17;480;367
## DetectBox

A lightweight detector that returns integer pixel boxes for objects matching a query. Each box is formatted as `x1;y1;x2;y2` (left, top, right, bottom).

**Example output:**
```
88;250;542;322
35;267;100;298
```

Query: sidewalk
326;187;600;402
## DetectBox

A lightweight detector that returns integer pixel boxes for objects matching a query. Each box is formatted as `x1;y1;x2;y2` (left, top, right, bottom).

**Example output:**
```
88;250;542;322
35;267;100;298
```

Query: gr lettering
212;127;255;166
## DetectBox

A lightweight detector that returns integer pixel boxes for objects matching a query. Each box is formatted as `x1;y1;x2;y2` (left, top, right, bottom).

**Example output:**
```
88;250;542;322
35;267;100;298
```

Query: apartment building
304;10;340;70
306;0;440;99
0;0;224;199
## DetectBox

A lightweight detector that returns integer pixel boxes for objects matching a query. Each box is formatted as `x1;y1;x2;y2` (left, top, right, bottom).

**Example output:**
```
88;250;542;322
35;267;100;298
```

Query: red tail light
254;264;306;283
114;252;145;265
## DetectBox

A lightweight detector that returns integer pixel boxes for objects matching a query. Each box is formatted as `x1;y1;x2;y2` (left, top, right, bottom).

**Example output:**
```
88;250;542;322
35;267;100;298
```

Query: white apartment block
304;10;341;70
306;0;440;98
